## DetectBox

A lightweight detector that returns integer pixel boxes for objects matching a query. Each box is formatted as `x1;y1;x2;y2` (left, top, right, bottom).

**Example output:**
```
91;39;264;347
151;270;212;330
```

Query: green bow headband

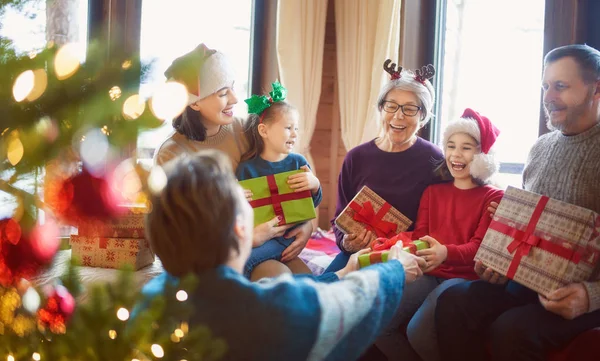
244;81;287;115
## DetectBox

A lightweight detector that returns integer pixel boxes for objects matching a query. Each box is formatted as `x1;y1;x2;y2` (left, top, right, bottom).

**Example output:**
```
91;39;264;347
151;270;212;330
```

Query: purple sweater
331;137;444;252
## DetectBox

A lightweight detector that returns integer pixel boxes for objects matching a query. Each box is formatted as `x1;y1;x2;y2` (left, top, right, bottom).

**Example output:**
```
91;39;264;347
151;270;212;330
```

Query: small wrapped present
70;235;155;270
474;186;600;297
239;169;316;226
335;186;412;238
78;204;147;238
358;240;428;268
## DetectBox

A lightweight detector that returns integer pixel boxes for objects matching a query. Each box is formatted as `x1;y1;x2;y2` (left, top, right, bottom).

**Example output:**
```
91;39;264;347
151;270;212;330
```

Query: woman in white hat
154;44;313;265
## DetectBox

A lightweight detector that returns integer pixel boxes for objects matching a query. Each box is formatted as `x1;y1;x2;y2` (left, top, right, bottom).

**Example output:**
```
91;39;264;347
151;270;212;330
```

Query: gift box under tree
474;186;600;297
77;205;147;238
70;235;155;270
239;169;316;226
335;185;412;238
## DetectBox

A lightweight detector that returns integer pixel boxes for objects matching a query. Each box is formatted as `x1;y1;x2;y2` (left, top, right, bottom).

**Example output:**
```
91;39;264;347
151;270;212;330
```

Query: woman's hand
416;236;448;273
288;165;320;193
388;244;425;283
342;229;374;253
253;216;294;247
281;221;313;262
335;248;371;278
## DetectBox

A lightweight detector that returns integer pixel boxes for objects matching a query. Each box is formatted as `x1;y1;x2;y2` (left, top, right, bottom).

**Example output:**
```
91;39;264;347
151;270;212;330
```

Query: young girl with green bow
237;82;322;281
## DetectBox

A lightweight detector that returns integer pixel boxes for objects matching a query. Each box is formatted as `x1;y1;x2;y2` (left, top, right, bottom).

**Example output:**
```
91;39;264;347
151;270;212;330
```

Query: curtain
335;0;402;149
276;0;328;170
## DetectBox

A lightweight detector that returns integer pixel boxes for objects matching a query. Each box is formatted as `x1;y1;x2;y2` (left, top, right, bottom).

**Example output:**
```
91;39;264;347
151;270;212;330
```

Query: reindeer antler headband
414;64;436;84
383;59;402;80
383;59;436;85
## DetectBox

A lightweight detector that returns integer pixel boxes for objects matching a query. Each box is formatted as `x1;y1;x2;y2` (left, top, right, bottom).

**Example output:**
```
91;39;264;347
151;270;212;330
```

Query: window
434;0;545;188
137;0;253;166
0;0;88;220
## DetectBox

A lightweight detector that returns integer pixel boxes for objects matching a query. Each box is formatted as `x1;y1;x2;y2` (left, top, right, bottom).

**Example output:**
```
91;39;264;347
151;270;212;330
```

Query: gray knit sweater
523;122;600;311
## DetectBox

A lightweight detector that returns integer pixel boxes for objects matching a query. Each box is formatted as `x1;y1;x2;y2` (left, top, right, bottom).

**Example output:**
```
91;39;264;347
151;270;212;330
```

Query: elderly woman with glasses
325;62;444;273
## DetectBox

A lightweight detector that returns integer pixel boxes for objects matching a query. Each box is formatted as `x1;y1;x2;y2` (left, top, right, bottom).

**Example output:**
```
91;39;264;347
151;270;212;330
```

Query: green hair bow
244;81;287;115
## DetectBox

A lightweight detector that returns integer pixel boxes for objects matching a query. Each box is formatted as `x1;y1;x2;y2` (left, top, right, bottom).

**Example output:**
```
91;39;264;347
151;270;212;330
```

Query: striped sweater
140;262;407;361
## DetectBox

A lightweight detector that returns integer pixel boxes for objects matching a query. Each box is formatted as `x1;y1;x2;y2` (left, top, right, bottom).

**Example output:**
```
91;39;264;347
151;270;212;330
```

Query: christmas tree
0;1;226;359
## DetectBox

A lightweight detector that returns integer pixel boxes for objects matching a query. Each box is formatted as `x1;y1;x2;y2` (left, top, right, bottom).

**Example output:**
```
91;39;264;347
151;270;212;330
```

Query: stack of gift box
70;205;155;270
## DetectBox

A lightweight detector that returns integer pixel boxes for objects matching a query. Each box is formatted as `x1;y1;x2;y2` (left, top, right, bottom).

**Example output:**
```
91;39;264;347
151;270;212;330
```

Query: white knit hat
164;44;236;105
442;108;501;182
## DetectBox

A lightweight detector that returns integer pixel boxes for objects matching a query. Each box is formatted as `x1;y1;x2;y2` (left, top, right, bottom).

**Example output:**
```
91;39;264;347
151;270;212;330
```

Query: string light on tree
150;344;164;358
116;308;129;321
54;43;82;80
149;81;188;120
175;290;188;302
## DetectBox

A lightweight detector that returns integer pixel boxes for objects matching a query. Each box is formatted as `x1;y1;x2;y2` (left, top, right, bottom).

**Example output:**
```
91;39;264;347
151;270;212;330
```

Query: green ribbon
245;81;287;115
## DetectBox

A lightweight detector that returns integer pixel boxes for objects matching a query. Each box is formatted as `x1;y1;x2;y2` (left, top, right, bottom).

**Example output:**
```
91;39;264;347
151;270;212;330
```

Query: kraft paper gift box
78;204;147;239
335;186;412;238
474;186;600;297
70;235;155;270
238;169;316;226
358;240;428;268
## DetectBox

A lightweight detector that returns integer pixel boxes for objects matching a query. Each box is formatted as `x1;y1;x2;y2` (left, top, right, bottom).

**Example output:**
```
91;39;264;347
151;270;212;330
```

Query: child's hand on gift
388;243;425;283
487;201;499;218
474;260;508;285
342;229;375;253
244;189;253;202
253;216;294;247
288;165;320;194
416;236;448;273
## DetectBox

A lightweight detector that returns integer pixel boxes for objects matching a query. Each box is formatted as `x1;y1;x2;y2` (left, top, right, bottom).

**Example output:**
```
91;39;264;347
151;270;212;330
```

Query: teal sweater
140;261;407;361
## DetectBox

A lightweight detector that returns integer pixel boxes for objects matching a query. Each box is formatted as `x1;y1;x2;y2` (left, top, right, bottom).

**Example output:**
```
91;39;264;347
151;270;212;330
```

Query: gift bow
349;200;397;238
370;233;412;251
245;81;287;115
491;195;582;279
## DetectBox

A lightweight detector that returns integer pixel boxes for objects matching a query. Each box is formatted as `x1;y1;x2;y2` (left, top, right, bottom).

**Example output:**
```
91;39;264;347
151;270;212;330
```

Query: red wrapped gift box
475;186;600;297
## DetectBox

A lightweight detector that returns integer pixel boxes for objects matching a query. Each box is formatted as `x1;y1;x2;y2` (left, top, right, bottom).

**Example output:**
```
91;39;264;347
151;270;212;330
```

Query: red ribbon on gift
349;200;397;238
369;251;386;264
489;196;581;279
371;233;412;251
248;174;312;225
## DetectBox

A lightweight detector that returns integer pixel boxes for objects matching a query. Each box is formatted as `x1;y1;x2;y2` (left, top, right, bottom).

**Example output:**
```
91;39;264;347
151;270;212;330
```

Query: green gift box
358;240;428;268
239;169;317;226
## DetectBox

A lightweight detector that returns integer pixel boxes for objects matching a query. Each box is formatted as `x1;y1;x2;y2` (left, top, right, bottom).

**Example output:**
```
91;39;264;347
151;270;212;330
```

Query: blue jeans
244;236;295;278
375;275;467;361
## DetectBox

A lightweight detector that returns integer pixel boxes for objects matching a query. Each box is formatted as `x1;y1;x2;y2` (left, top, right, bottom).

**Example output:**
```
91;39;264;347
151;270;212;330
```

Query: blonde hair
145;150;245;276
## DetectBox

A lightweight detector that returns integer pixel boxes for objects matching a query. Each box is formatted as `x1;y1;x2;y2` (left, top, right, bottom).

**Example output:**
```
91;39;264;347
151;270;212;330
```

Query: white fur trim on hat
186;52;236;105
442;117;498;183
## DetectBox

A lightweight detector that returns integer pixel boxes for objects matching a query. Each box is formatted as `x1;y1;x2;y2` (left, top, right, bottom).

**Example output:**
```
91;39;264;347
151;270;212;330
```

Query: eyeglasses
381;101;422;116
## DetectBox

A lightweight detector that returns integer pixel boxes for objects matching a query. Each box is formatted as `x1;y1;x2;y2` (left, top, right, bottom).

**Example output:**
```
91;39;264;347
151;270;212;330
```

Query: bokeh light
79;128;109;176
122;94;146;120
12;70;34;102
175;290;188;302
54;43;82;80
117;307;130;321
148;166;167;195
150;81;188;120
7;132;24;166
26;69;48;101
109;86;122;101
151;344;164;358
22;287;41;313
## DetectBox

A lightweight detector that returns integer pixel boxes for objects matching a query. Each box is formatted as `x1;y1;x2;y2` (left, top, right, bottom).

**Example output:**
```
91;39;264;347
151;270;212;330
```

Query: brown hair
240;101;296;162
145;149;245;276
172;106;208;141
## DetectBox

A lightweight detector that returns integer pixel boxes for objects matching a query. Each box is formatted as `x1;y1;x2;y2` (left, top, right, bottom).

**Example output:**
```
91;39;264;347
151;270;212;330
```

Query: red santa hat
442;108;501;182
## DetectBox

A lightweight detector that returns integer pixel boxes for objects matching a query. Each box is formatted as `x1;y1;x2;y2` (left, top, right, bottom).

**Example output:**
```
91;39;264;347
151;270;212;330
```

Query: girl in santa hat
374;108;505;361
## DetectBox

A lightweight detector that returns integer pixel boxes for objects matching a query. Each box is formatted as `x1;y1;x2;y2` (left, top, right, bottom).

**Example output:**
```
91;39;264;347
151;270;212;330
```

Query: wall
310;0;346;230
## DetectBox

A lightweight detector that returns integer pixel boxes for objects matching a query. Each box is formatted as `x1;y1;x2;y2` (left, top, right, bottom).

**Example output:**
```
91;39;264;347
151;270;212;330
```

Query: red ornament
37;284;75;334
0;219;59;287
54;167;123;226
